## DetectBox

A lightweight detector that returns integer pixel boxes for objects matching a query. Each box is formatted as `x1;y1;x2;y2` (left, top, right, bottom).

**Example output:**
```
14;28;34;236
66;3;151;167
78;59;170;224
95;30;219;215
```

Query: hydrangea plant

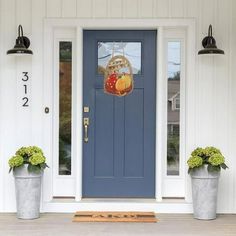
187;146;228;173
8;146;48;173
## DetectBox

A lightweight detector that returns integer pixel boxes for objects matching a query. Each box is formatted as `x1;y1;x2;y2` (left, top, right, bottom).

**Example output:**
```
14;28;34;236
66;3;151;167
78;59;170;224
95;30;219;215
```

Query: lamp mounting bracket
22;36;30;49
202;36;216;48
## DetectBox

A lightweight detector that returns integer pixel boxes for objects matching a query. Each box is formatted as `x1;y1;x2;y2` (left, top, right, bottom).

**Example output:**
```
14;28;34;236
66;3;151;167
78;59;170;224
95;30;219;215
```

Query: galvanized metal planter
190;165;220;220
13;164;42;220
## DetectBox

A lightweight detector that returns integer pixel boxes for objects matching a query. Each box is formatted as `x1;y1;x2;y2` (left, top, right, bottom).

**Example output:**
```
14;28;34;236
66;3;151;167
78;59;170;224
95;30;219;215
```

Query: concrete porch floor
0;213;236;236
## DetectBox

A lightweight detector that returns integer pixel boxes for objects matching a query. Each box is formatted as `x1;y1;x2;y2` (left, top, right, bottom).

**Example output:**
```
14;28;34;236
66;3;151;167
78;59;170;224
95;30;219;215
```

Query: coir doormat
73;211;157;222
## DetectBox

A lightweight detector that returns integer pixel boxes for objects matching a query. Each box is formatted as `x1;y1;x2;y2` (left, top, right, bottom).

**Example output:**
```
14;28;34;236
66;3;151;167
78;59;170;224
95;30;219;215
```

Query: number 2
22;97;29;107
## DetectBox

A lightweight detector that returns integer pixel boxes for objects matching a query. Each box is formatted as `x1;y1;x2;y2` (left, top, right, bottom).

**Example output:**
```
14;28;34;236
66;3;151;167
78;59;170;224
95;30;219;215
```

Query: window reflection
98;42;141;75
59;41;72;175
167;42;180;176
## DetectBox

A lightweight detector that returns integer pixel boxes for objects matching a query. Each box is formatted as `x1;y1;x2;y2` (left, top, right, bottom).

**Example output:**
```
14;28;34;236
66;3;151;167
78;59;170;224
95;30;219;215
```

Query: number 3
22;72;29;81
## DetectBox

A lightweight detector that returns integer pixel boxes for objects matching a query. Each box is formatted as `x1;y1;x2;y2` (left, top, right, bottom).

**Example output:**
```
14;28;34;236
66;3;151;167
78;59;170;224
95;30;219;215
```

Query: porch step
73;211;157;223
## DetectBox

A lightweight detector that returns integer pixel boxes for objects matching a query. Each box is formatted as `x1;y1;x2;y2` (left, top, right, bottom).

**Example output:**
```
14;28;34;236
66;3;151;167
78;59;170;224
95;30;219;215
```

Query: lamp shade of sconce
6;25;33;55
198;25;224;55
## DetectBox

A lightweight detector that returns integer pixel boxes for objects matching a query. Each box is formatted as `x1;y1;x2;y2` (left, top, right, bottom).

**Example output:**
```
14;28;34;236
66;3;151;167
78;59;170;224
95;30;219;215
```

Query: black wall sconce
7;25;33;55
198;25;224;55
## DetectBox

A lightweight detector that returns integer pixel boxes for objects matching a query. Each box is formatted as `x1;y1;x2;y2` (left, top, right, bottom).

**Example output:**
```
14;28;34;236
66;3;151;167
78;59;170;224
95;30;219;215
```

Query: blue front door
83;30;156;198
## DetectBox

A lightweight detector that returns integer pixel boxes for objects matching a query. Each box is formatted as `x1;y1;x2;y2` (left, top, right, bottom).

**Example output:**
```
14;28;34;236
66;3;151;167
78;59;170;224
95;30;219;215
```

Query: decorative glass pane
167;41;181;176
59;41;72;175
98;42;141;75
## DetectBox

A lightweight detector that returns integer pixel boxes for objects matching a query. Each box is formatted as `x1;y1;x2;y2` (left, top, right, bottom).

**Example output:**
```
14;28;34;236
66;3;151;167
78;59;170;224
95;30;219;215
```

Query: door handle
83;118;89;143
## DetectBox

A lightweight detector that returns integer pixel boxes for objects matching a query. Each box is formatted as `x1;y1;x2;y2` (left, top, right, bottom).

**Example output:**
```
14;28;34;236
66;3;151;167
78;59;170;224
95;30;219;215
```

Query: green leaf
221;163;228;170
28;164;41;174
207;164;220;172
9;167;12;173
40;163;46;169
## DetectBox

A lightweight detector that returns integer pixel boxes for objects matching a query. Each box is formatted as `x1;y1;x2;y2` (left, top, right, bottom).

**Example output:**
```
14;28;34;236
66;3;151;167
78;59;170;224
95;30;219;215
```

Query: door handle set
83;117;89;143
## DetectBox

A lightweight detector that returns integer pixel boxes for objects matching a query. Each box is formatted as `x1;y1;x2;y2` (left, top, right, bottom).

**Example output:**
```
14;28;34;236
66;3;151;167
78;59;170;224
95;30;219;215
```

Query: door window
52;29;76;197
98;42;142;75
167;41;181;176
59;41;72;175
162;28;186;198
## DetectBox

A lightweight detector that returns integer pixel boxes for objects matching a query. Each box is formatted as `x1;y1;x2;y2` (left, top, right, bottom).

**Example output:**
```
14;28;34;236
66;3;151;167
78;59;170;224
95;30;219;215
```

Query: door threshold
51;197;186;204
81;198;157;203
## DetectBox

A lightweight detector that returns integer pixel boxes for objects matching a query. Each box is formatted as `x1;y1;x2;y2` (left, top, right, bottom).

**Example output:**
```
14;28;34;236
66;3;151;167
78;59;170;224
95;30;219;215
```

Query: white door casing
42;18;196;211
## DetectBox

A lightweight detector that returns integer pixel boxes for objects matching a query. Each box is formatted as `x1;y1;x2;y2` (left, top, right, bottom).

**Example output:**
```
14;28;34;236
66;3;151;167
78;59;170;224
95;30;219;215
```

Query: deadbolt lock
83;106;90;113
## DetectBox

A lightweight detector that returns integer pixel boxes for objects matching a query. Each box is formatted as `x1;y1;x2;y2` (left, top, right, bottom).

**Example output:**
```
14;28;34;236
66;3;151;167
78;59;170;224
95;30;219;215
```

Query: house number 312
22;72;29;107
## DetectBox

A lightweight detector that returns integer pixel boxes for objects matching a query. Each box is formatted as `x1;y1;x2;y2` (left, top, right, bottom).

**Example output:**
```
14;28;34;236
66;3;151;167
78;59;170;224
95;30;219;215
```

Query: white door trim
43;18;196;209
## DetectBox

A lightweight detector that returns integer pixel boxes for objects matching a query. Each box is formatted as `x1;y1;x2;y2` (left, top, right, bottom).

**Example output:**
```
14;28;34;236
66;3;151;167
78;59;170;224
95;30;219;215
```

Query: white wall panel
93;0;107;18
123;0;139;18
0;0;4;212
139;0;154;18
108;0;123;18
16;0;32;34
15;0;32;147
196;0;215;146
77;0;92;18
31;0;47;207
201;0;216;32
231;0;236;213
0;0;17;212
15;58;32;147
62;0;77;18
156;0;169;17
31;0;45;149
46;0;61;17
186;0;199;18
170;0;184;17
214;0;232;213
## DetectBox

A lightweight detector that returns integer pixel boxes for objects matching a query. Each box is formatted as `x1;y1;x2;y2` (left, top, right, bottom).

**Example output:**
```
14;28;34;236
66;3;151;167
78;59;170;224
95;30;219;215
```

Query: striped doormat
73;211;157;223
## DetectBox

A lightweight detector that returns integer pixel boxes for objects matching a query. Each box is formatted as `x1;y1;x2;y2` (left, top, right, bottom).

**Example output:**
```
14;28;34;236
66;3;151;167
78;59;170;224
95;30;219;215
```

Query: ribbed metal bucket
13;164;42;219
190;165;220;220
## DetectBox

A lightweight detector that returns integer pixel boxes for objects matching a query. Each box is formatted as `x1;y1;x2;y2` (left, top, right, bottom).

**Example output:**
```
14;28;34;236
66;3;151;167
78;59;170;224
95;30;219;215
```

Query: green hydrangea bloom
29;153;46;166
8;155;24;168
187;156;203;169
16;146;43;157
191;147;205;157
208;153;225;166
204;146;221;157
29;146;44;155
16;147;31;157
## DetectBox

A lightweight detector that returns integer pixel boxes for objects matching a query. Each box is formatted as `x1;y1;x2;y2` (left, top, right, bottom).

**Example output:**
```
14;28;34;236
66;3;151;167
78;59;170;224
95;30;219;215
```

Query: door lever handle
83;118;89;143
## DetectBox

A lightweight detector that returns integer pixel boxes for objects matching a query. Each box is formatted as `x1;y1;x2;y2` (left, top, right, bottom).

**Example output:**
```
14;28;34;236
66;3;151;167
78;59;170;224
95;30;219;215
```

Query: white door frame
43;18;196;211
